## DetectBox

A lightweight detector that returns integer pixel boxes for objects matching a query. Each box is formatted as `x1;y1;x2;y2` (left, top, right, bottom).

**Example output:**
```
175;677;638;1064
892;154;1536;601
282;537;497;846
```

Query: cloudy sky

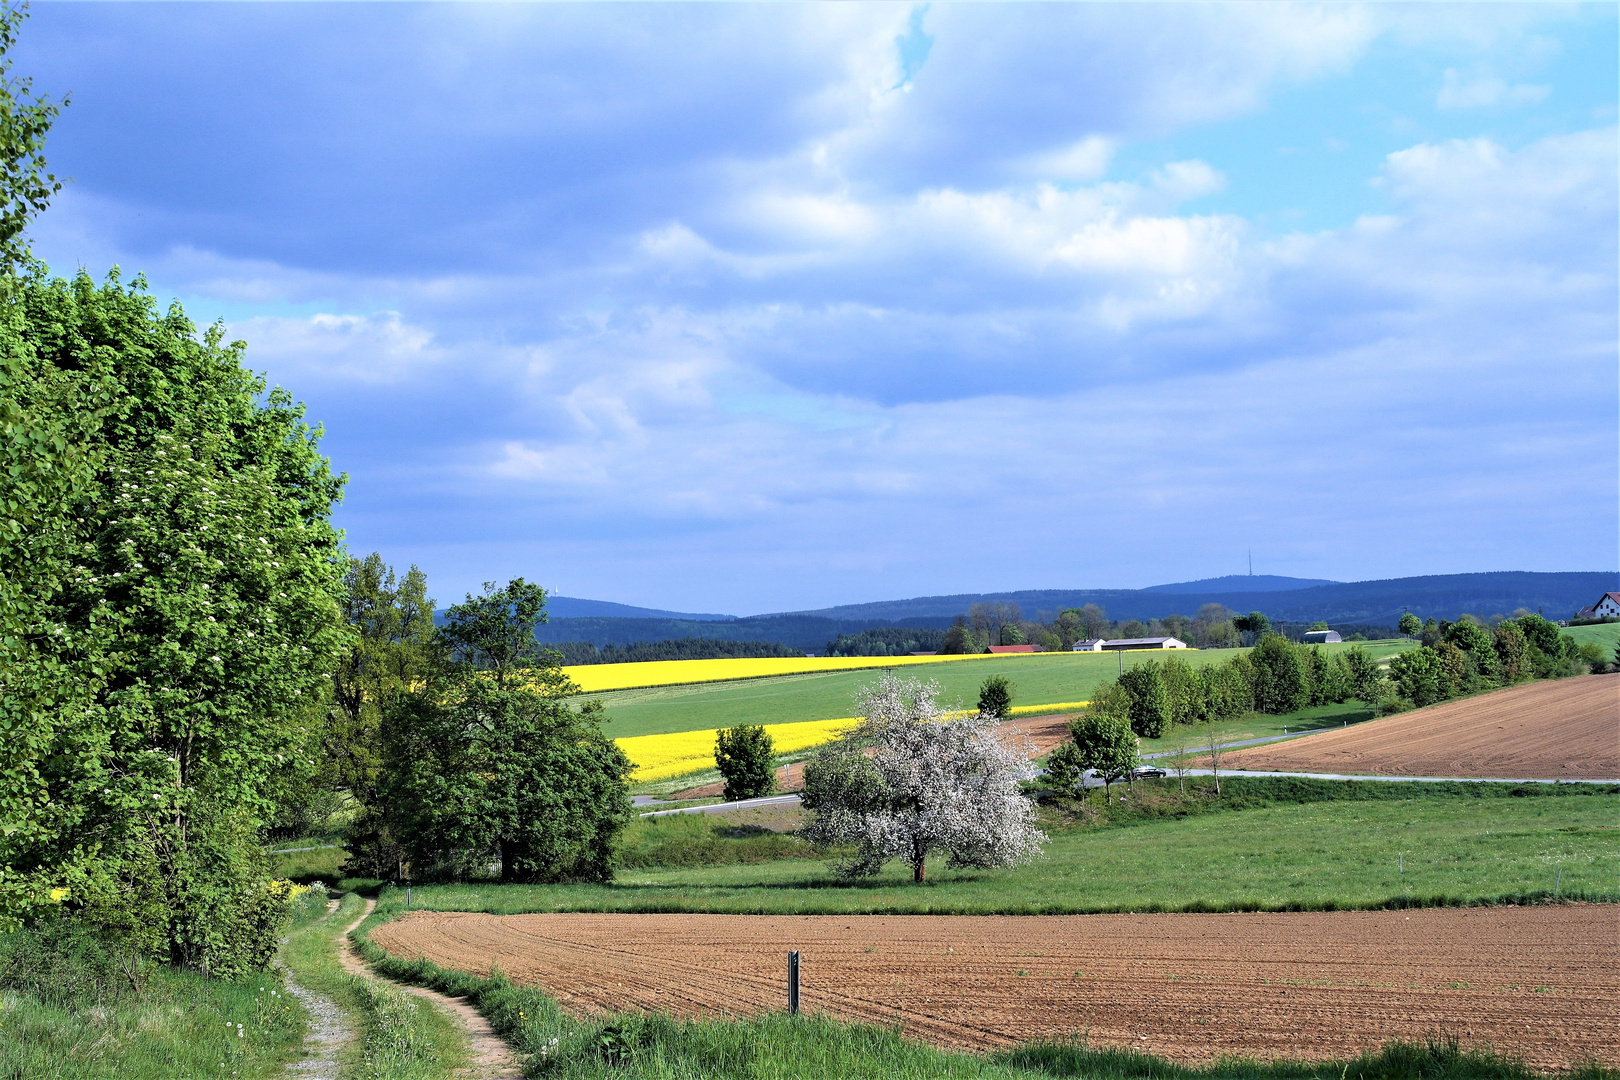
21;2;1618;614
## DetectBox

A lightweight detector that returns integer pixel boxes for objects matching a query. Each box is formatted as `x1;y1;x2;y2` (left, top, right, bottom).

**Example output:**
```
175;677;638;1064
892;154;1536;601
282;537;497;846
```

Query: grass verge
399;779;1619;916
281;887;467;1080
0;917;305;1080
350;905;1616;1079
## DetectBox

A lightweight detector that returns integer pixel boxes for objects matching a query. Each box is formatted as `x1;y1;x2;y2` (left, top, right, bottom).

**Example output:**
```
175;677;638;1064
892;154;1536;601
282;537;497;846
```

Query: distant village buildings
1576;592;1620;620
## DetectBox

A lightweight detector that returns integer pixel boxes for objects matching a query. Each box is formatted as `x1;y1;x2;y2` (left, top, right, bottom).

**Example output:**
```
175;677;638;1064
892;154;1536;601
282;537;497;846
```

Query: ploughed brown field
1221;677;1619;780
371;906;1620;1068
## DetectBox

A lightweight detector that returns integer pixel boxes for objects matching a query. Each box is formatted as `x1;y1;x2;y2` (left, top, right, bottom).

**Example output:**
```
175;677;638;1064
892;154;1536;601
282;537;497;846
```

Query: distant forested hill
776;572;1617;625
552;638;804;665
532;614;957;653
519;572;1616;653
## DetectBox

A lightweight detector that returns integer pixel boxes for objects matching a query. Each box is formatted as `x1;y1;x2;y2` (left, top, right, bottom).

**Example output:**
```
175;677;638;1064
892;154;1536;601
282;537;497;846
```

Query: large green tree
0;4;63;270
326;553;435;803
0;271;346;974
373;579;632;884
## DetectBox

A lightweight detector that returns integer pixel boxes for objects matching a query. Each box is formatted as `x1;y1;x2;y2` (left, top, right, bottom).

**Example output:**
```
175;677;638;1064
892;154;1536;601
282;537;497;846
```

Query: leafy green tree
1116;662;1168;738
939;618;985;655
0;4;63;271
0;271;346;974
1233;611;1270;646
1493;622;1529;683
977;675;1015;719
1441;620;1499;687
1433;641;1468;698
715;724;775;801
380;673;631;883
1389;646;1445;708
438;578;551;685
1066;711;1139;801
998;623;1026;646
1248;636;1310;714
1341;647;1386;705
1573;641;1605;672
327;554;436;803
1042;741;1086;798
1398;613;1421;640
1419;618;1442;648
1512;613;1575;679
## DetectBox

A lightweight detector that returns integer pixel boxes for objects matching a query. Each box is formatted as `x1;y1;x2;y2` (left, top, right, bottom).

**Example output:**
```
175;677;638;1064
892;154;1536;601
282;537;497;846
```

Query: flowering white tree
801;674;1046;882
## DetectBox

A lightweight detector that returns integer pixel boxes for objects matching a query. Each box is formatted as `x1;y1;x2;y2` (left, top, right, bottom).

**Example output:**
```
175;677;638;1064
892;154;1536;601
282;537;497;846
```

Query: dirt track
371;905;1620;1068
1222;677;1619;780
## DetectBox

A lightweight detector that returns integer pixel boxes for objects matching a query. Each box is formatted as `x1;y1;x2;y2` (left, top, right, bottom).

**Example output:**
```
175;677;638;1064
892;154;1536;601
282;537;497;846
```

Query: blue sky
21;2;1618;614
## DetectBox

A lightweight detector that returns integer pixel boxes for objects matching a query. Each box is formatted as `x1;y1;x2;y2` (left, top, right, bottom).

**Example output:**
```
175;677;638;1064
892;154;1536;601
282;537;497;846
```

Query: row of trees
1085;638;1384;739
1387;614;1599;708
936;602;1312;654
824;627;948;657
553;637;804;665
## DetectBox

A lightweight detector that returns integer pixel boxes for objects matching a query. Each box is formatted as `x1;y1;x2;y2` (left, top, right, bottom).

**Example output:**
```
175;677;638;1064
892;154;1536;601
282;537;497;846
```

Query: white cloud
1437;68;1550;109
230;311;443;383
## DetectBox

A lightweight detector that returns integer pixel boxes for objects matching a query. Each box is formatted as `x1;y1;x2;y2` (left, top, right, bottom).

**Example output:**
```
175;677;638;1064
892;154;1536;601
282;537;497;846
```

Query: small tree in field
977;675;1015;719
715;725;775;801
1043;742;1086;799
801;675;1044;882
1398;613;1421;640
1065;711;1139;803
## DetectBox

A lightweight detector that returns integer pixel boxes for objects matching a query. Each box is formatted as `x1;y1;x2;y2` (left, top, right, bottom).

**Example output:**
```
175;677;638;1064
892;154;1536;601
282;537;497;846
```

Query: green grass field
1565;621;1620;654
387;779;1618;917
0;919;307;1080
585;641;1415;739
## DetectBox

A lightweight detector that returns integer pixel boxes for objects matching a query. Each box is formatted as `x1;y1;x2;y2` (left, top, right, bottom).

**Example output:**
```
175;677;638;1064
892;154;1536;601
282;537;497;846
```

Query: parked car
1133;765;1167;779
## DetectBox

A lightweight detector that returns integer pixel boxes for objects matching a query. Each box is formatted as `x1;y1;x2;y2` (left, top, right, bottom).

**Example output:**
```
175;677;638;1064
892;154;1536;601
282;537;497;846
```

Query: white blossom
802;674;1045;881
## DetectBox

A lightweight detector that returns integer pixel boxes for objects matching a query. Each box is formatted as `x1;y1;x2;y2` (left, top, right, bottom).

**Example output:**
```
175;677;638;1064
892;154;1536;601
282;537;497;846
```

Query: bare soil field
672;715;1074;799
371;905;1619;1069
1220;677;1619;780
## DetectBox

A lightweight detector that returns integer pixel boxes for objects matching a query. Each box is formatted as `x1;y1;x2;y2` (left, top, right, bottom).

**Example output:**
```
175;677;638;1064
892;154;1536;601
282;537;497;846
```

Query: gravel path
281;902;351;1080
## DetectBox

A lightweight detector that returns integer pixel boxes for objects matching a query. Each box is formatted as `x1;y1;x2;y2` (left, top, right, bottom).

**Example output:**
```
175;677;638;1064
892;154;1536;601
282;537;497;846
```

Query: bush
977;675;1015;719
714;725;775;802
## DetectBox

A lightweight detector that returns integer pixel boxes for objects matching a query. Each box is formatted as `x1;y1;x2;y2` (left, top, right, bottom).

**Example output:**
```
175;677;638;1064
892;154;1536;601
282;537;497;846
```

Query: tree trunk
913;838;926;882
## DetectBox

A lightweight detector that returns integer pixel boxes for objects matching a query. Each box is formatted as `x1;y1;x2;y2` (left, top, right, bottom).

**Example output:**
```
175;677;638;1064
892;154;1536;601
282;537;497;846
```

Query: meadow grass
0;918;306;1080
280;889;467;1080
349;915;1617;1080
587;641;1415;741
397;779;1619;917
1564;621;1620;654
271;842;348;881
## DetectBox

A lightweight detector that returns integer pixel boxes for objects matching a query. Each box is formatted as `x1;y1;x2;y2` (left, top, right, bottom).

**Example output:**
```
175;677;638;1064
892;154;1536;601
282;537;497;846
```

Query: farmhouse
1101;636;1187;651
1071;639;1107;652
1590;592;1620;619
1302;629;1342;644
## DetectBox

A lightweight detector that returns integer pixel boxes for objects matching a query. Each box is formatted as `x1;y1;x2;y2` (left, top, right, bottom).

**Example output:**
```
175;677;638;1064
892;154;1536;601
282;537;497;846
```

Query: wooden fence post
787;950;800;1016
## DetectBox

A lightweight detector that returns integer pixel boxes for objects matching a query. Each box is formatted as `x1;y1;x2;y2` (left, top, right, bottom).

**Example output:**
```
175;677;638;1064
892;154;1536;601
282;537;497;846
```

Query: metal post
787;950;800;1016
1555;868;1562;896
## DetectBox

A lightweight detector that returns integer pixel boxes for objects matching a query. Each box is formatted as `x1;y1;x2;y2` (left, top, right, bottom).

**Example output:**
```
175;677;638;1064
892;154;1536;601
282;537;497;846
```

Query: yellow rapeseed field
567;652;1025;693
613;700;1090;782
616;717;861;783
